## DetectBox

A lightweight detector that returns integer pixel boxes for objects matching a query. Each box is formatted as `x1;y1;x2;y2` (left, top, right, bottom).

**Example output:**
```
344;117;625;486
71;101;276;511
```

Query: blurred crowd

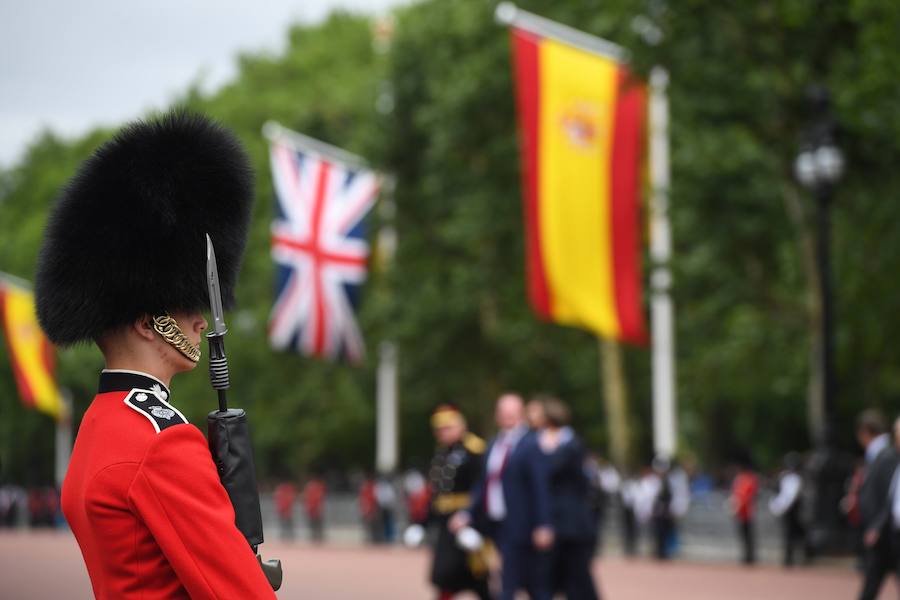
266;394;836;600
0;484;60;529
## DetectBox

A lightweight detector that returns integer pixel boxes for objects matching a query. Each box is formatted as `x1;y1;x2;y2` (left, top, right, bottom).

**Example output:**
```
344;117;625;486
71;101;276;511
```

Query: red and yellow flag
0;279;64;420
510;27;647;344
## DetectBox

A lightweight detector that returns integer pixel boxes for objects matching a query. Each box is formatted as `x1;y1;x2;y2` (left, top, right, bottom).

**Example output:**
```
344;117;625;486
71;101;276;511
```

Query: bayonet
206;234;230;412
206;233;228;337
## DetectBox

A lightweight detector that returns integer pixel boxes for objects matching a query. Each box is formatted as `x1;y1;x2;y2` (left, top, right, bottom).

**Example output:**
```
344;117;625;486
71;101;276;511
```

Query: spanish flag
510;27;647;344
0;277;65;420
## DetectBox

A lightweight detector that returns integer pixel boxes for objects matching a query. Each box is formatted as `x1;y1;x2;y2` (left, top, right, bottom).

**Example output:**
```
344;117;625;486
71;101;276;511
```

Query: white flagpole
375;175;399;475
649;67;677;459
494;2;628;61
262;121;371;170
372;15;400;476
375;341;398;474
55;390;73;488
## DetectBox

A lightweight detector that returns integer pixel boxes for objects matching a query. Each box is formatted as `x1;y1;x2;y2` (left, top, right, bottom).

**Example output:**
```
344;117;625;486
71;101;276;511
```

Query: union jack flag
267;133;380;363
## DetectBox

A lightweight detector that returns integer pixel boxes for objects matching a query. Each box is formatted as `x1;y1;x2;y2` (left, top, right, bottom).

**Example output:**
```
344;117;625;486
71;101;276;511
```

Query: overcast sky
0;0;406;168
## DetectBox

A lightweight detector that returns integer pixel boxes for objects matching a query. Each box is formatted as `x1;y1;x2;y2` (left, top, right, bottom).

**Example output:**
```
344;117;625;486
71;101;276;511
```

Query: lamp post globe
815;144;844;185
794;149;819;189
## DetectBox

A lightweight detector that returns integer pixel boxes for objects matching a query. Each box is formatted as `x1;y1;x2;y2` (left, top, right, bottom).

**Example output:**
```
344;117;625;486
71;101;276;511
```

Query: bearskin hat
35;112;254;345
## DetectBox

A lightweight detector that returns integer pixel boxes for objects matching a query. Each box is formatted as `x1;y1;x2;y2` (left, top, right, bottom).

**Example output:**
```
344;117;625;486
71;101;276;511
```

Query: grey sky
0;0;405;168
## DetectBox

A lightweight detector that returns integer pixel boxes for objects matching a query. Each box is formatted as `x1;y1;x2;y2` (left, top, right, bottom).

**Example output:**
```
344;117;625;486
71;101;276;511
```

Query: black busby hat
35;112;254;345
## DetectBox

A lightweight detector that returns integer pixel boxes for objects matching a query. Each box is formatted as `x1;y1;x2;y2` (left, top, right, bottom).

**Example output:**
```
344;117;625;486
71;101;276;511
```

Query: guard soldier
35;113;276;598
416;404;492;600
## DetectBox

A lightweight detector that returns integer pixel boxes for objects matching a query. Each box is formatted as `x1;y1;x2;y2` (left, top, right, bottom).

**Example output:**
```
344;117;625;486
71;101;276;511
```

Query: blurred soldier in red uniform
274;481;298;540
303;474;327;543
359;475;380;543
730;455;759;565
35;113;275;599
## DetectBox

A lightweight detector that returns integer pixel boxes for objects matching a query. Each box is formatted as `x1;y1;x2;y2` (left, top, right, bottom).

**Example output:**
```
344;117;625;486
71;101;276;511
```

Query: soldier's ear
132;315;157;342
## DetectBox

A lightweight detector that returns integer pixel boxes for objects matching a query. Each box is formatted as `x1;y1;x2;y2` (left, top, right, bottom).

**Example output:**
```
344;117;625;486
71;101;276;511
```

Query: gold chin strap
152;314;201;363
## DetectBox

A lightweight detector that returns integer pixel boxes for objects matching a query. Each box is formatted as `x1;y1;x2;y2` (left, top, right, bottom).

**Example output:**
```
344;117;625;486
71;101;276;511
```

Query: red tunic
303;480;326;520
731;471;759;523
62;370;275;599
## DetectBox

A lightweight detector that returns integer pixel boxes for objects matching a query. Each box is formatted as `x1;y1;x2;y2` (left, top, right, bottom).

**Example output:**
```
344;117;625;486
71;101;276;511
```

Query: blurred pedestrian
842;460;866;569
667;461;691;555
768;452;809;567
729;455;759;565
450;393;553;600
376;476;398;543
584;455;620;556
0;484;16;528
415;404;491;600
404;469;431;526
856;410;900;600
634;466;660;550
619;475;640;557
273;480;297;541
538;397;600;600
359;475;380;544
1;484;26;528
303;473;327;543
27;485;59;528
652;456;690;560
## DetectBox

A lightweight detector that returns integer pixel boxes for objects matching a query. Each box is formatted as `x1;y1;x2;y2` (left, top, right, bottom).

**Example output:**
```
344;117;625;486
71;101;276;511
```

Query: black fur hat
35;112;254;345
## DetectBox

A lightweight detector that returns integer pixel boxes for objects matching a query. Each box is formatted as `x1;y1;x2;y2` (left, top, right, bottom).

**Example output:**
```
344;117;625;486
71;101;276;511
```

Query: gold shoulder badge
463;433;486;455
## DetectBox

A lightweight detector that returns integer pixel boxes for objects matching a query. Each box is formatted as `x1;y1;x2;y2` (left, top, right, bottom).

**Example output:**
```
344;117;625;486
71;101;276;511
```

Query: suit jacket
859;442;899;531
469;428;552;544
544;433;594;540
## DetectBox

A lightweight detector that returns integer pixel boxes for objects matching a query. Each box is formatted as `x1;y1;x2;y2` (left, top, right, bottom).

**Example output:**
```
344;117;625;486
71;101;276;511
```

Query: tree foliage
3;1;900;484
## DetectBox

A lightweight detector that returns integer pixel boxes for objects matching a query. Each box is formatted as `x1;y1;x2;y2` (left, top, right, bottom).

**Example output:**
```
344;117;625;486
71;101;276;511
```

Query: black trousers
552;539;600;600
737;519;756;564
499;540;551;600
621;507;637;557
653;516;675;560
782;511;808;566
308;515;324;542
858;532;898;600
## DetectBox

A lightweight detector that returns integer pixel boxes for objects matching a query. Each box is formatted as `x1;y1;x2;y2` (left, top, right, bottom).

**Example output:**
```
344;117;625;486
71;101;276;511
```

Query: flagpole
494;2;628;62
55;390;73;488
649;66;677;459
262;121;371;171
0;271;33;290
600;338;630;467
375;173;399;475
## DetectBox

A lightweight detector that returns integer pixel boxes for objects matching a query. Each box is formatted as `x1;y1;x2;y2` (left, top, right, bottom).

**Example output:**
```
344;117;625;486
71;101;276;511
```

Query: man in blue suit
450;393;554;600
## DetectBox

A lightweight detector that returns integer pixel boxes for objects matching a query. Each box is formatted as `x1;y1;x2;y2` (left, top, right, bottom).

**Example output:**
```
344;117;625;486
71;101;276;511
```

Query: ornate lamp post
794;86;846;551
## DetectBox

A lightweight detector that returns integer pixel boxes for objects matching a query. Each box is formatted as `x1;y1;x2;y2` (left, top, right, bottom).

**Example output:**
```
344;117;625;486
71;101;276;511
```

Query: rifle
205;234;283;591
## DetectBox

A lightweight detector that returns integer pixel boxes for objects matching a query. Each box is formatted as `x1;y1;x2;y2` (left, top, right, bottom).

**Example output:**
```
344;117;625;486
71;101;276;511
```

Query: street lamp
794;86;846;553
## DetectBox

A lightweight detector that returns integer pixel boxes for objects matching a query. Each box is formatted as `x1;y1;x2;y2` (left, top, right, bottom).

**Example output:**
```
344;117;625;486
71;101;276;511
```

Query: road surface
0;531;882;599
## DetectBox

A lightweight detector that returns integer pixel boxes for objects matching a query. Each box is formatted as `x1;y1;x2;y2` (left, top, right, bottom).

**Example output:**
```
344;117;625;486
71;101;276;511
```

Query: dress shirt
485;425;527;520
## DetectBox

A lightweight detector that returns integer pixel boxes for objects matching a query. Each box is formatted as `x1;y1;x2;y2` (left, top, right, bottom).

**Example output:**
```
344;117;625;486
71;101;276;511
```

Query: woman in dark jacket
538;397;601;600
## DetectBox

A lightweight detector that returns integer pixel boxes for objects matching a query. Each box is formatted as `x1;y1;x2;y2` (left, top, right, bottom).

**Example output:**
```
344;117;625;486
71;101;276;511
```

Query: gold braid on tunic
152;314;201;363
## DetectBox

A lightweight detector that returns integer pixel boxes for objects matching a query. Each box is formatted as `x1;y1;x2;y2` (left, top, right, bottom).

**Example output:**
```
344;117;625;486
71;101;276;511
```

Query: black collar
98;370;171;399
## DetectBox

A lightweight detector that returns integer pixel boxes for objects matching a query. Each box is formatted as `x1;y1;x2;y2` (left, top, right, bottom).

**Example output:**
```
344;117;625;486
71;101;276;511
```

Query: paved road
0;531;883;599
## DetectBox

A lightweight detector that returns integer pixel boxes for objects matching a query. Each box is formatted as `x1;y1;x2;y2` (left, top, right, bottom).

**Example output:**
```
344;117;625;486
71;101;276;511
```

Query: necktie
486;435;512;519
